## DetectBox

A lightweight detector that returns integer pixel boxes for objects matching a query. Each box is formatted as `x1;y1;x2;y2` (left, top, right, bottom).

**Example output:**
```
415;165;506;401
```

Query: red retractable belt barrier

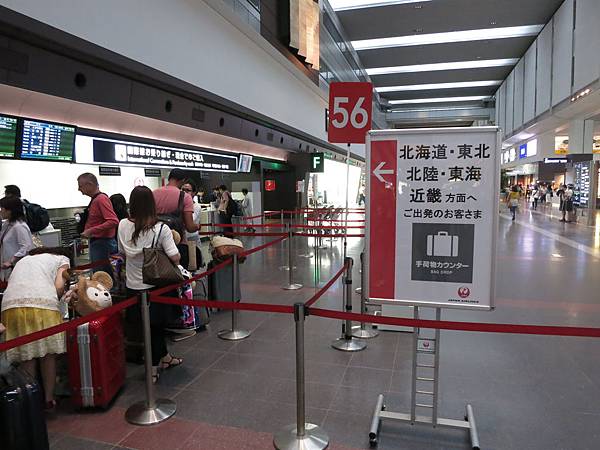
304;262;348;308
290;225;365;230
149;295;294;315
0;297;138;352
293;233;365;238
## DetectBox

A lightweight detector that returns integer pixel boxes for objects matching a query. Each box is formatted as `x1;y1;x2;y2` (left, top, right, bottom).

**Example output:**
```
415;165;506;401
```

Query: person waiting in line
218;184;234;235
559;184;575;223
117;186;183;383
506;185;520;221
241;188;256;233
0;196;34;280
77;173;119;275
152;169;200;269
181;179;203;270
110;193;129;222
1;247;71;410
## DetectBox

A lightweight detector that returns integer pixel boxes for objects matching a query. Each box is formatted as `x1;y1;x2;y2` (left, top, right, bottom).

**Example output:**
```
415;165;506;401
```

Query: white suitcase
426;232;459;257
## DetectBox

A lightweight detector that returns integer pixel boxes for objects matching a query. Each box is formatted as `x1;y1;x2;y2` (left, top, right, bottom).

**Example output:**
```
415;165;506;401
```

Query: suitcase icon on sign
426;232;459;257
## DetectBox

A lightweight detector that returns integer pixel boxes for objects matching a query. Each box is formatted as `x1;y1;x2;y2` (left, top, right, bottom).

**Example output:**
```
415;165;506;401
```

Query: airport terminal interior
1;1;600;449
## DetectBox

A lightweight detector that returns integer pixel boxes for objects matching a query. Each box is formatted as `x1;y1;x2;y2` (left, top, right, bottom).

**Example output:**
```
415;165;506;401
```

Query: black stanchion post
218;254;250;340
273;303;329;450
125;292;176;425
332;257;367;352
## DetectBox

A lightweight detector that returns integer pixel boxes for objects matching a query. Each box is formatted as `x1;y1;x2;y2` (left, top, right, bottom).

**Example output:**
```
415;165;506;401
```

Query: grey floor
55;204;600;449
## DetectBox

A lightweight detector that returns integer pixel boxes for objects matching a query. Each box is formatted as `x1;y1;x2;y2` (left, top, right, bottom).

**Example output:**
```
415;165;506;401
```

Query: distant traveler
532;185;542;211
181;179;203;270
0;196;34;280
152;169;200;269
77;173;119;274
110;194;129;221
118;186;183;383
0;247;71;410
559;185;574;223
506;185;520;221
210;187;221;210
241;188;256;233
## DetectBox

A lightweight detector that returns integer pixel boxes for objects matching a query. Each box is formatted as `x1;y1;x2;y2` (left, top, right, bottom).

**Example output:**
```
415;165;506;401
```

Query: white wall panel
505;71;515;134
536;22;553;115
523;42;536;124
513;59;525;129
552;0;574;106
496;82;506;136
0;0;329;145
573;0;600;91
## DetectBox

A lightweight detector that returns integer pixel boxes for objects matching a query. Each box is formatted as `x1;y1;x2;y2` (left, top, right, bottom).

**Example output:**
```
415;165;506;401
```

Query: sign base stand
331;337;367;352
368;307;480;449
273;423;329;450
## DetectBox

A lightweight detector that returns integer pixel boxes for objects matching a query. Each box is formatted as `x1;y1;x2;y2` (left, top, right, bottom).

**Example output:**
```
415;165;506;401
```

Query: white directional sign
366;127;499;310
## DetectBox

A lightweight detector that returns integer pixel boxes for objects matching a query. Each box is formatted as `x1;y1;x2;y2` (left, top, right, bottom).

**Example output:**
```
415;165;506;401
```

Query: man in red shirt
153;169;201;269
77;173;119;274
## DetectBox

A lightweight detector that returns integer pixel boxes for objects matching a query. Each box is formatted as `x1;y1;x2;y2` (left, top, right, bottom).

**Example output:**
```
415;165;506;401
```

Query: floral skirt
1;307;66;363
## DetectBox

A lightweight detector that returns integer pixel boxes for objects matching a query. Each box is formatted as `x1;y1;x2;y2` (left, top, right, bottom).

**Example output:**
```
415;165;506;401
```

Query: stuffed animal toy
63;270;113;316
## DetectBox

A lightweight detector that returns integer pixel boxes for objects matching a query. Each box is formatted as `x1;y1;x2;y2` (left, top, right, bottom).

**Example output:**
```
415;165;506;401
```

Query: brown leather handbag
142;224;184;286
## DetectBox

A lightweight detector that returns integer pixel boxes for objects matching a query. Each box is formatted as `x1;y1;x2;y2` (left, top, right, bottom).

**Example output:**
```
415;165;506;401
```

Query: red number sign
265;180;276;191
328;82;373;144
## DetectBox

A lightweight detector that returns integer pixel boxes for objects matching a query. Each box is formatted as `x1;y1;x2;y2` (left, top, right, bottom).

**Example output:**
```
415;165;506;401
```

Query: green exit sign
310;153;325;172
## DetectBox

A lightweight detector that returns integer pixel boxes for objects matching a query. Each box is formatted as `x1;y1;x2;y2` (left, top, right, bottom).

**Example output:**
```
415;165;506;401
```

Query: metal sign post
332;257;366;352
364;127;498;449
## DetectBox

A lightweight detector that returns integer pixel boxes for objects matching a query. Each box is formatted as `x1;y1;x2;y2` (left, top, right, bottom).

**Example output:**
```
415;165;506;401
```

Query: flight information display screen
20;119;76;162
0;115;18;158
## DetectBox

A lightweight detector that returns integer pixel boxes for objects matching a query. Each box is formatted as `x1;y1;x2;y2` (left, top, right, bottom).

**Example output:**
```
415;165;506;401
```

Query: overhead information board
366;127;498;310
0;115;17;158
92;138;238;172
21;119;76;162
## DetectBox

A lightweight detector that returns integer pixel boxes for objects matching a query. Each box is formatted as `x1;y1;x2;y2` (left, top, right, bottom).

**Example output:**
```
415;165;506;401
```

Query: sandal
152;367;160;384
159;355;183;370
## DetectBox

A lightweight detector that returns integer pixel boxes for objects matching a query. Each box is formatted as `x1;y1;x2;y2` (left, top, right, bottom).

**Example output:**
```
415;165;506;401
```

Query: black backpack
157;191;185;237
23;200;50;233
226;196;241;217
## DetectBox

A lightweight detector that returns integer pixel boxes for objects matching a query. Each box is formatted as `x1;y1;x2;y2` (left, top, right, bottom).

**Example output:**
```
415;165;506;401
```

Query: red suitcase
67;311;126;408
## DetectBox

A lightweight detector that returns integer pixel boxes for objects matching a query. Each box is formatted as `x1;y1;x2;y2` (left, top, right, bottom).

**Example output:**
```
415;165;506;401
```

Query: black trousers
126;289;172;366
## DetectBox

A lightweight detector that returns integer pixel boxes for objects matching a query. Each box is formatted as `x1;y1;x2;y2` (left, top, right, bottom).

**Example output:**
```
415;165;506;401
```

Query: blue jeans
89;237;117;275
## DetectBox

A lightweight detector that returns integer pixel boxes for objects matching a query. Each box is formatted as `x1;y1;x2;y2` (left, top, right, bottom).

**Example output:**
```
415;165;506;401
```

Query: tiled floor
47;211;600;449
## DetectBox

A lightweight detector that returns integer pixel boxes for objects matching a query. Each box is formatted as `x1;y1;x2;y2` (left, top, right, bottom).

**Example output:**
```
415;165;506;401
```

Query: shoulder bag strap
175;190;185;216
151;223;164;249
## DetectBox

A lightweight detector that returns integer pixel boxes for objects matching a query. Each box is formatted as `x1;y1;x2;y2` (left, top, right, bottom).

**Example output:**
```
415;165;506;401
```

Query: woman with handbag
117;186;183;383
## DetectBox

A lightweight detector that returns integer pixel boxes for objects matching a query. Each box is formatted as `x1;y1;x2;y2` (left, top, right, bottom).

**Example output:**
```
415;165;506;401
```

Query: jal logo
458;287;470;298
422;341;430;348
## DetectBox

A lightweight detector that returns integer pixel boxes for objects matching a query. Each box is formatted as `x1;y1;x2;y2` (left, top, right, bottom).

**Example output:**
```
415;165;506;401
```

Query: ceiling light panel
366;58;518;76
376;80;502;92
388;96;491;105
353;25;543;50
329;0;431;10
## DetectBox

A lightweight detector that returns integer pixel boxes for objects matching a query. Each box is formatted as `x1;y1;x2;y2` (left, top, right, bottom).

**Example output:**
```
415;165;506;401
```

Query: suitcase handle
437;231;449;236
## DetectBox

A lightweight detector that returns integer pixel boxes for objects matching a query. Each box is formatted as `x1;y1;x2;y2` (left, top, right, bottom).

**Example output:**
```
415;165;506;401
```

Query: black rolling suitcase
0;367;49;450
207;260;241;302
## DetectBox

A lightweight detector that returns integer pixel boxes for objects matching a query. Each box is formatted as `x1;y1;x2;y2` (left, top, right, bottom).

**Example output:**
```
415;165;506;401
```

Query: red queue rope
290;224;365;230
242;235;287;257
293;232;365;238
199;223;286;229
309;308;600;338
151;259;232;297
0;297;138;353
198;231;288;237
304;262;349;308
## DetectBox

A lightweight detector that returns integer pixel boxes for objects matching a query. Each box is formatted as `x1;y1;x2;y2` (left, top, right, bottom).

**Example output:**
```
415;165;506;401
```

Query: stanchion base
351;326;379;339
282;283;303;290
298;254;314;259
273;423;329;450
217;329;251;340
355;287;362;294
125;399;176;426
331;337;367;352
279;266;297;271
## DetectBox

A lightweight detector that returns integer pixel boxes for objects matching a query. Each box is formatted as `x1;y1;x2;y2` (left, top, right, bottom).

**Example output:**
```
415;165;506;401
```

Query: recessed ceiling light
388;96;492;105
366;58;518;76
376;80;502;92
330;0;431;11
352;25;543;50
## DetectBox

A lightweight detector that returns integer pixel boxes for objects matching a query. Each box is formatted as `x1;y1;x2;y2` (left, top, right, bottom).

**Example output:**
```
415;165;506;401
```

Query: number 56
331;96;369;129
